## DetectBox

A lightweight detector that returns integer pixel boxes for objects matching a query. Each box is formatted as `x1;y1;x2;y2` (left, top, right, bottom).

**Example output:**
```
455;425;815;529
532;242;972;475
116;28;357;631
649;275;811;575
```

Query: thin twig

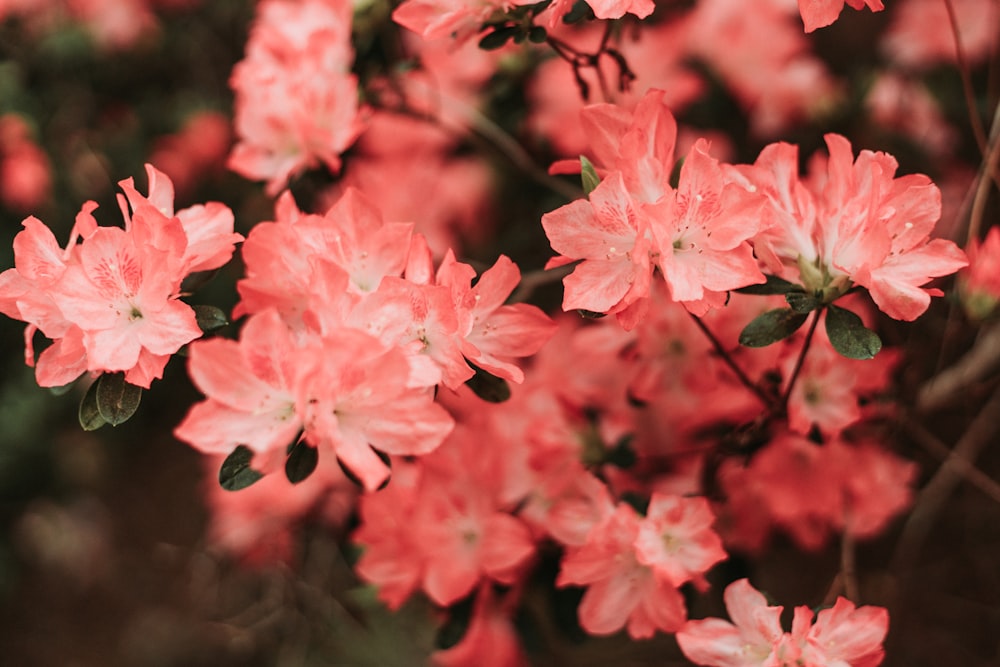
688;312;770;406
824;521;859;605
380;81;583;202
893;384;1000;569
943;0;989;157
779;309;821;411
967;99;1000;244
900;417;1000;504
917;321;1000;412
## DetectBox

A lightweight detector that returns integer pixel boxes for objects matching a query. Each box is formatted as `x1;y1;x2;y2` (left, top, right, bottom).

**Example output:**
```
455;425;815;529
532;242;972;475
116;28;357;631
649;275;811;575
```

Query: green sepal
739;308;809;347
219;445;265;491
580;155;600;195
785;290;820;314
825;304;882;359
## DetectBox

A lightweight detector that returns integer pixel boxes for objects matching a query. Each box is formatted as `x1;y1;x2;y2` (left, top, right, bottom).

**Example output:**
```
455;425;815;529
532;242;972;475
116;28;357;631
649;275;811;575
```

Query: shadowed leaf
826;304;882;359
285;439;318;484
78;379;106;431
219;444;264;491
95;372;142;426
739;308;808;347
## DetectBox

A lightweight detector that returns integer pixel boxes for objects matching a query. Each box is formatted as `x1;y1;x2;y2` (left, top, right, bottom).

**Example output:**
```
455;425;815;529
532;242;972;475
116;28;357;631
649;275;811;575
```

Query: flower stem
779;308;821;412
688;312;770;406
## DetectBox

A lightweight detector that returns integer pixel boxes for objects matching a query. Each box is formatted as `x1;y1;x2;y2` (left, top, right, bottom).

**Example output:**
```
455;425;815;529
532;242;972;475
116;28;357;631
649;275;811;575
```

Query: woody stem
689;312;770;406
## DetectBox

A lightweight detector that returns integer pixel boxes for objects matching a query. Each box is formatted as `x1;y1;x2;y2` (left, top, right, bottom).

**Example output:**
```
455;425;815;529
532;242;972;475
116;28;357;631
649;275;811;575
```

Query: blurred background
0;1;998;665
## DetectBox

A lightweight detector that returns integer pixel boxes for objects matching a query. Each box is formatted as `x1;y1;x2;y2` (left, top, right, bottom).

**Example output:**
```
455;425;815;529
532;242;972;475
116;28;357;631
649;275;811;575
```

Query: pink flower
392;0;537;42
557;503;687;638
677;579;786;666
634;493;727;589
741;134;968;321
431;585;529;667
228;0;363;194
354;426;534;607
438;254;557;384
797;596;889;666
678;579;889;667
798;0;884;33
0;114;51;212
958;227;1000;320
0;165;240;388
174;309;302;456
881;0;997;69
650;139;766;312
542;171;655;327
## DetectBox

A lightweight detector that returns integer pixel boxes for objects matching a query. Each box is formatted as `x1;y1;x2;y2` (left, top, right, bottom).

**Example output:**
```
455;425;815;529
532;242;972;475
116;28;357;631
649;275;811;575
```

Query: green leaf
735;274;799;295
562;0;595;23
435;593;476;650
739;308;809;347
465;361;511;403
825;304;882;359
78;380;107;431
785;290;820;314
575;309;607;319
606;435;637;469
528;0;552;15
95;372;142;426
219;445;264;491
527;25;547;43
285;439;318;484
478;26;516;50
580;155;600;195
193;304;229;333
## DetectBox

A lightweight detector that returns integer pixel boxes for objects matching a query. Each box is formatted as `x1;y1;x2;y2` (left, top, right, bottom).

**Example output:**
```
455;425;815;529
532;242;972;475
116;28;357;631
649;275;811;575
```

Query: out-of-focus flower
228;0;363;195
882;0;998;69
958;227;1000;321
0;114;52;212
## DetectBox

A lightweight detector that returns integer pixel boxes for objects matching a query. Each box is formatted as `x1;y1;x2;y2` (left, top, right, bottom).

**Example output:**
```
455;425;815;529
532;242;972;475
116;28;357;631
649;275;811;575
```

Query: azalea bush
0;0;998;665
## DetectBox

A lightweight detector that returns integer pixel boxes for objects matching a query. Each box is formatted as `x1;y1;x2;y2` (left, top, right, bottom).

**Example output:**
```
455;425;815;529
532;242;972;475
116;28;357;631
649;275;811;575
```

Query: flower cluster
0;164;241;388
544;90;967;330
228;0;363;194
734;134;969;321
2;0;990;662
174;188;555;490
543;90;767;328
678;578;889;666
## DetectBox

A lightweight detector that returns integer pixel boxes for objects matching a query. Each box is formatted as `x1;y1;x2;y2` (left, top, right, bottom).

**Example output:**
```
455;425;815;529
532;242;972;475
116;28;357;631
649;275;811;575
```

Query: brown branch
917;321;1000;412
900;418;1000;504
943;0;989;157
893;384;1000;569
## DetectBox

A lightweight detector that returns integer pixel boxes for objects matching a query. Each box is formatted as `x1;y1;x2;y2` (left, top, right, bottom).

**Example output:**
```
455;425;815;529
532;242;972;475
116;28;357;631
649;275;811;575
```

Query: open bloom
678;578;888;666
739;134;967;320
0;164;241;388
798;0;884;33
